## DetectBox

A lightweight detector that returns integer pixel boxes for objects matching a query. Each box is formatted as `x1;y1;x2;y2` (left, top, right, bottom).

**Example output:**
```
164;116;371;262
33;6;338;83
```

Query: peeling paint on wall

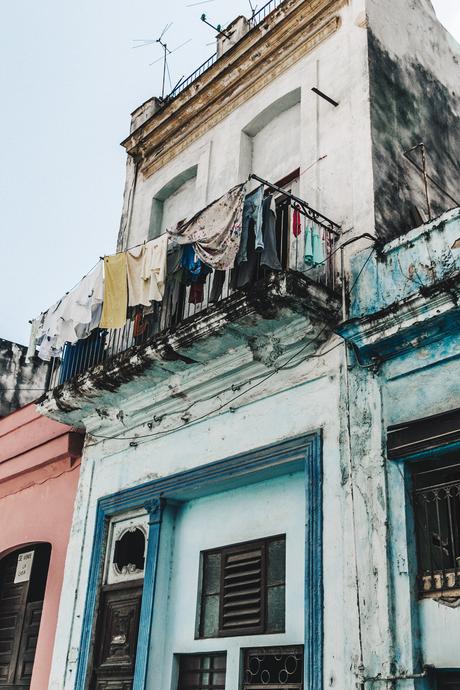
367;0;460;240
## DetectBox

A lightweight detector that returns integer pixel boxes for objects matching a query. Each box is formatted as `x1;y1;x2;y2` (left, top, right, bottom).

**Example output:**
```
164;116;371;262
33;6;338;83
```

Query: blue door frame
74;432;323;690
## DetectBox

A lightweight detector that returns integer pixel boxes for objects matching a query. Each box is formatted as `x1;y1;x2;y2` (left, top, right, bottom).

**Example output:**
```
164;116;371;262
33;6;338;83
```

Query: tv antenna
186;0;215;6
247;0;259;20
132;24;191;99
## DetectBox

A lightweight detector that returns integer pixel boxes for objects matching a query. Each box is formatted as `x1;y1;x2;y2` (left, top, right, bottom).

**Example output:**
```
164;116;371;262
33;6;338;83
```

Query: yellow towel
100;253;128;329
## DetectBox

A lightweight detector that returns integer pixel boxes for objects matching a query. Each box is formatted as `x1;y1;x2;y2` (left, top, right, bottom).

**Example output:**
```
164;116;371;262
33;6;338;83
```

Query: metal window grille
243;646;304;689
413;462;460;597
177;653;227;690
198;536;285;639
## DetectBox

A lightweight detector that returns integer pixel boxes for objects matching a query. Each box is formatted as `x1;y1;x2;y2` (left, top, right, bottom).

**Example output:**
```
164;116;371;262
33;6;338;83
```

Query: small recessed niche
113;527;146;576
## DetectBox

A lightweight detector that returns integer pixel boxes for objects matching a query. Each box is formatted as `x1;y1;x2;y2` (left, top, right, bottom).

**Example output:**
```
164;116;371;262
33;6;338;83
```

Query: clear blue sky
0;0;459;345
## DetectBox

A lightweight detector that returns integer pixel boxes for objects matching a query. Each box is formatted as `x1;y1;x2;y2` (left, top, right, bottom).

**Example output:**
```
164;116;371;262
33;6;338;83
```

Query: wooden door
0;545;50;690
90;583;143;690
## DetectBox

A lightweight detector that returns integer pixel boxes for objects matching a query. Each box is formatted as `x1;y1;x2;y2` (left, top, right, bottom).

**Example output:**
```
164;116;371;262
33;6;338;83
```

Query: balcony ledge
38;272;340;429
337;269;460;366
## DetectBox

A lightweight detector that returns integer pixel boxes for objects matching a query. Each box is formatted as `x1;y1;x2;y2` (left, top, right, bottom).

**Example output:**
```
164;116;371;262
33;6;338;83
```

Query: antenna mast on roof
247;0;258;20
132;24;191;99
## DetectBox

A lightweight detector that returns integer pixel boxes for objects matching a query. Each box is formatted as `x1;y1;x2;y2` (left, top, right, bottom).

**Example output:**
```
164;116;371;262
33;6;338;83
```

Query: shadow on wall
368;31;460;240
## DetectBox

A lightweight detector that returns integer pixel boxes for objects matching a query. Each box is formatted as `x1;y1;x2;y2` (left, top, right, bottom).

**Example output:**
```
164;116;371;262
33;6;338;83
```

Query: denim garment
236;185;264;264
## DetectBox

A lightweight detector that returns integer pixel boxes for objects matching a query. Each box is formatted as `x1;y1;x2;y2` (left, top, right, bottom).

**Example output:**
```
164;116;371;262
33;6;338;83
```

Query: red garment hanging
293;208;302;238
189;283;204;305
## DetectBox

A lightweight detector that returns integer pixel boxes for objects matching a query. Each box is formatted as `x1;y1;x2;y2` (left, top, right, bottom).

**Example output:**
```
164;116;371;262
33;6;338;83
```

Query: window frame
176;652;227;690
410;456;460;599
74;433;323;690
435;669;460;690
197;534;286;639
242;645;304;690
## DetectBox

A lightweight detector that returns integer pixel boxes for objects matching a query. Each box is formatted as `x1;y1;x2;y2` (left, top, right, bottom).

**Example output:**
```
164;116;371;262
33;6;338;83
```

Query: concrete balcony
38;269;340;429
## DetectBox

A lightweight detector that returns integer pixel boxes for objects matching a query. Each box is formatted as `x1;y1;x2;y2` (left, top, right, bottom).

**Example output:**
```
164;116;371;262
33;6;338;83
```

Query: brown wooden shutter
219;541;266;636
387;408;460;459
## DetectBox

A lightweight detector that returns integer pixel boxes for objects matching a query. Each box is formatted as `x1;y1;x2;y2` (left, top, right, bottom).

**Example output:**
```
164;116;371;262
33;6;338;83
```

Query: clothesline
28;177;339;363
29;172;337;324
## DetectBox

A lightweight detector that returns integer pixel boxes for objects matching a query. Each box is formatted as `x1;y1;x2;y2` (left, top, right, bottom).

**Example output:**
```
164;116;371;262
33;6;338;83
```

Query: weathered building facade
338;207;460;688
0;404;83;690
28;0;460;689
0;339;49;417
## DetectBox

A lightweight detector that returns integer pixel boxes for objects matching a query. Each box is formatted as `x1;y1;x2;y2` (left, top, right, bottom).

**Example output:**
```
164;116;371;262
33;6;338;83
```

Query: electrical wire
88;323;334;443
28;258;102;324
348;246;376;295
87;242;373;446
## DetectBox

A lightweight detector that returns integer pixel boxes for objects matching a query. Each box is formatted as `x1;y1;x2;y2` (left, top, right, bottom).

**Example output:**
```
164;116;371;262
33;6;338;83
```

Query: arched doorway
0;544;51;689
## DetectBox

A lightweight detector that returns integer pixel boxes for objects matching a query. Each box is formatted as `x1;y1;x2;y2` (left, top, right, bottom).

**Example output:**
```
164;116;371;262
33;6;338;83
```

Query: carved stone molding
144;497;166;524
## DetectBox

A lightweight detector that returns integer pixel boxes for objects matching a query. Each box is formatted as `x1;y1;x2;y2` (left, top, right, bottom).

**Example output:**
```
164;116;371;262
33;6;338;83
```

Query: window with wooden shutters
197;536;285;638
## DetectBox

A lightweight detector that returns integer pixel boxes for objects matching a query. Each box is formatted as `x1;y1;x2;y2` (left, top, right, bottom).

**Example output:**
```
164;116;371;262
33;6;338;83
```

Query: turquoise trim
133;499;166;690
304;431;323;689
74;432;323;690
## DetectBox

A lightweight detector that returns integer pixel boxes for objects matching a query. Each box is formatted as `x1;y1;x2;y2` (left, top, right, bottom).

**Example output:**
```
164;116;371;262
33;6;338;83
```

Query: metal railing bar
249;173;341;233
52;200;337;387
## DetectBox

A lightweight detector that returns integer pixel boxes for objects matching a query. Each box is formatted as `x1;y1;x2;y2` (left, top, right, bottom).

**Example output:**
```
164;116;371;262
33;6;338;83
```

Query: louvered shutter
219;542;266;635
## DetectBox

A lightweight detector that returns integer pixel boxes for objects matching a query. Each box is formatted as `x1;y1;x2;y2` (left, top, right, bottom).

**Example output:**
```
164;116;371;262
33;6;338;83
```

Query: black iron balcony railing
47;201;338;390
169;0;286;100
249;0;284;27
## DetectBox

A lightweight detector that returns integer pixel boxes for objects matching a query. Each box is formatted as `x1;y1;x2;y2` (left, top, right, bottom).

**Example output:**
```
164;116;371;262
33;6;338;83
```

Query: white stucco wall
122;0;374;257
160;176;198;235
49;345;363;690
251;102;301;184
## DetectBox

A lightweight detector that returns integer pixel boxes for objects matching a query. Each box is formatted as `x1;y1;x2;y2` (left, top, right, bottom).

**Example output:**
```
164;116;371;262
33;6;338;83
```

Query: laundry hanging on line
29;176;332;363
28;261;105;362
100;253;128;330
304;224;326;267
237;184;265;265
168;182;247;271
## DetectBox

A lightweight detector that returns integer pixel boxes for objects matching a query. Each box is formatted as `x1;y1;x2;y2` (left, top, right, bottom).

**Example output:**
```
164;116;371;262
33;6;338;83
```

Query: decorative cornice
144;497;166;523
121;0;346;178
337;274;460;364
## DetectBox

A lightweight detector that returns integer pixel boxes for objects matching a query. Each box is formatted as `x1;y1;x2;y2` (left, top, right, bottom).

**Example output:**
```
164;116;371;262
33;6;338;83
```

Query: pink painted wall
0;403;83;690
